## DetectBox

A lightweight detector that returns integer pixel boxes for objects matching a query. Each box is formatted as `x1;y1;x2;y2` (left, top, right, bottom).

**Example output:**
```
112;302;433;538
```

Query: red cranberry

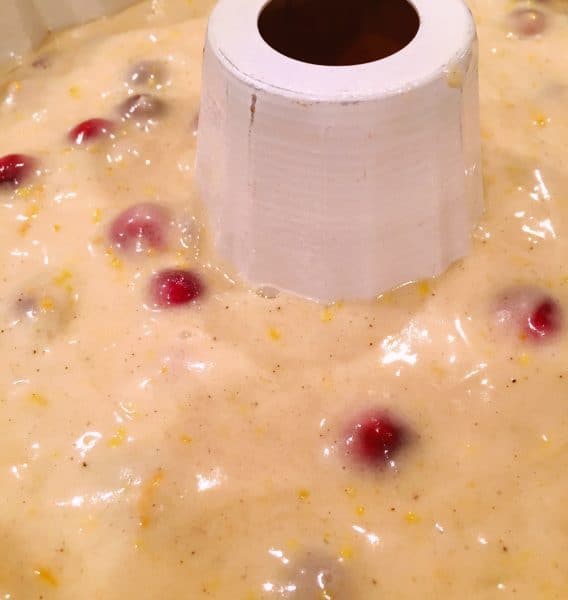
119;94;166;121
69;118;114;145
495;286;562;342
0;154;36;186
507;9;548;37
109;203;170;254
527;298;561;339
345;410;407;467
150;269;204;307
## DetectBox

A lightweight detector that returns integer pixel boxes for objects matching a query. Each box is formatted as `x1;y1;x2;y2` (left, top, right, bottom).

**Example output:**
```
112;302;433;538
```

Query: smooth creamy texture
0;1;567;598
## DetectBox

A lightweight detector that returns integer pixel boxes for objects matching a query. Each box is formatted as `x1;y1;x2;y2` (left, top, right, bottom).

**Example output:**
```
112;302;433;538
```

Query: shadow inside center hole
258;0;420;66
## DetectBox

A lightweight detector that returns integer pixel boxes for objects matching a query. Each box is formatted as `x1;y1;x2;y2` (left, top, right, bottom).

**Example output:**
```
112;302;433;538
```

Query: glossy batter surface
0;0;567;598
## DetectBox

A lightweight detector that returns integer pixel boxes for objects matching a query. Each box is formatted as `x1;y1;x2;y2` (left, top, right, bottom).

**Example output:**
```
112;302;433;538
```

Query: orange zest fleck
405;511;421;524
29;392;48;407
108;427;127;448
33;567;58;587
92;208;103;223
268;327;281;341
138;468;165;528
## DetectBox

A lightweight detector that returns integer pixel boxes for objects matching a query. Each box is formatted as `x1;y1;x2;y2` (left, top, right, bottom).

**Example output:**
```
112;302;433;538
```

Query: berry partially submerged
119;94;166;122
494;286;562;342
280;554;350;599
128;60;166;87
150;269;204;307
109;203;170;254
13;273;76;340
507;8;548;37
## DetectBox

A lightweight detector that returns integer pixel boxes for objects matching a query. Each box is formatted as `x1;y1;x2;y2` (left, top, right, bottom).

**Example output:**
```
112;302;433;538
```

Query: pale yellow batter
0;0;567;598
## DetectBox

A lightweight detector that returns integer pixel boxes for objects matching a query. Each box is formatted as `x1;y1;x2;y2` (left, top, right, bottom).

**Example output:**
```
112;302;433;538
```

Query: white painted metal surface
196;0;483;301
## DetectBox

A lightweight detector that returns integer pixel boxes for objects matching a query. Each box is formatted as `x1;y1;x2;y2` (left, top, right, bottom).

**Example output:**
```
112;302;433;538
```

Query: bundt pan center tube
196;0;483;302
